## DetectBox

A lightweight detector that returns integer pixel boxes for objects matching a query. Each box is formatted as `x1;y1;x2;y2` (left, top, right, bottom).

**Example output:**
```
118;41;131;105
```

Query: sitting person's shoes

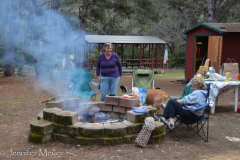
159;117;174;130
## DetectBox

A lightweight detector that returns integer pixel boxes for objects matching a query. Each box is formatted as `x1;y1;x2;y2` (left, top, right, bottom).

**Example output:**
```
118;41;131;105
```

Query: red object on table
237;74;240;81
238;107;240;113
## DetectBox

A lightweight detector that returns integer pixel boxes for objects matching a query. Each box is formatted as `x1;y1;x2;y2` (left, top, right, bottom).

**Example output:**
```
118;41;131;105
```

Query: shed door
207;36;222;73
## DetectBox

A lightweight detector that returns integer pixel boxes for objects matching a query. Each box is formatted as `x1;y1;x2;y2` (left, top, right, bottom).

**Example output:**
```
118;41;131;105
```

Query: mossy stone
122;134;138;143
103;123;127;137
75;136;101;145
67;122;84;136
134;114;148;123
53;133;76;144
76;136;123;146
53;123;67;134
147;108;156;117
79;123;105;138
148;133;165;144
43;107;62;122
99;137;123;145
30;119;53;135
122;121;143;134
53;111;78;125
28;132;52;144
152;121;164;136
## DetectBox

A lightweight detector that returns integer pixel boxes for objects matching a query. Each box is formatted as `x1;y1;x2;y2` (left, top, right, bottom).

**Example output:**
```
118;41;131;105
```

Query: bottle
196;74;202;79
209;67;215;79
225;72;230;82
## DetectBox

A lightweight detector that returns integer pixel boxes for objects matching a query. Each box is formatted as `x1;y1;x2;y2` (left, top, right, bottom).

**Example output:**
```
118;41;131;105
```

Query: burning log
77;106;109;123
41;96;65;103
85;106;100;116
93;112;109;122
41;97;57;103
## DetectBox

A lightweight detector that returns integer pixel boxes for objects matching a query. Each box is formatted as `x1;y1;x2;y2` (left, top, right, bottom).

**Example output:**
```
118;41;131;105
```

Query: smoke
0;0;87;96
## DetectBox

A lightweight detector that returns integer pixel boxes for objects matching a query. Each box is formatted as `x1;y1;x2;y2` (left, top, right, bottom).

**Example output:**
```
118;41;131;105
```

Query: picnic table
125;59;140;68
204;80;240;114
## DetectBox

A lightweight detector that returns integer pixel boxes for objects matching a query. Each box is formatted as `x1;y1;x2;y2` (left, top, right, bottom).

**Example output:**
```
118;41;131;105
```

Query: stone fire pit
29;96;165;145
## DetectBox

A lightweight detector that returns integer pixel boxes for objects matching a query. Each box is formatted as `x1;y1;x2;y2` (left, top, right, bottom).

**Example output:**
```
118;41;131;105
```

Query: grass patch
0;97;23;105
155;72;184;77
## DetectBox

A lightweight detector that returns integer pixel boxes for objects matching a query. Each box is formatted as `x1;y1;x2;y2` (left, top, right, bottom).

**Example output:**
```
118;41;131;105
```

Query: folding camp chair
120;69;155;96
172;83;211;142
170;84;193;100
132;69;155;89
68;68;100;101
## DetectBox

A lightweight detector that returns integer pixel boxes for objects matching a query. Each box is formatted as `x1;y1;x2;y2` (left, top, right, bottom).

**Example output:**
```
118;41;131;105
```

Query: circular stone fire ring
29;97;165;145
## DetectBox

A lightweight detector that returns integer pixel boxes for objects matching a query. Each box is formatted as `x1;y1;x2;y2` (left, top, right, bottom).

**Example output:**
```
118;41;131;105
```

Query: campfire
78;106;107;123
77;105;119;124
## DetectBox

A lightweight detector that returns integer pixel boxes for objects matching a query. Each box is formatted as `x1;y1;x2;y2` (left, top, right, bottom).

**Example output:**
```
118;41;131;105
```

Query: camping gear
135;117;155;147
69;68;100;101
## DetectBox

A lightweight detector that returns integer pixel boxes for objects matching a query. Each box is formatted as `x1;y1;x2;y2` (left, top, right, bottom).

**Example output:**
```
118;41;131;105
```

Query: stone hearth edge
29;96;165;145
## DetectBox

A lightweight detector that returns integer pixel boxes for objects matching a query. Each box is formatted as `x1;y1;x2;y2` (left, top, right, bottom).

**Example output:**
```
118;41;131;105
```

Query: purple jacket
96;52;122;78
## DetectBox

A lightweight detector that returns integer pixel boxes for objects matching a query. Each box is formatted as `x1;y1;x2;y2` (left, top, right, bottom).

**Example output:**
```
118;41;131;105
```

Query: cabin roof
85;35;167;44
183;23;240;34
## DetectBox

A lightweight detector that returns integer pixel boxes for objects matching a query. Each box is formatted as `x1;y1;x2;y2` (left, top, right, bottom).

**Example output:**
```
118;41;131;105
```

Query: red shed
183;23;240;80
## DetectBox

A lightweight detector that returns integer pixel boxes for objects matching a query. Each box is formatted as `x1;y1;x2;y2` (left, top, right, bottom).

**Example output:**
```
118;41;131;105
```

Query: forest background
0;0;240;77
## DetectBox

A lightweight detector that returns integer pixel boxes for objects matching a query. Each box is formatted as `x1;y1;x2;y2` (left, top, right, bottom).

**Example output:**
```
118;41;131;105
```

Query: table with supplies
205;80;240;114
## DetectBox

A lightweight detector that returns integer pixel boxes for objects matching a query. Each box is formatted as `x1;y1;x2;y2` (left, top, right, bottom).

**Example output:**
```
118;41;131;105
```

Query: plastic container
196;74;202;79
132;87;140;96
219;66;223;76
225;72;231;82
199;66;207;71
209;67;215;79
213;73;225;81
138;88;148;105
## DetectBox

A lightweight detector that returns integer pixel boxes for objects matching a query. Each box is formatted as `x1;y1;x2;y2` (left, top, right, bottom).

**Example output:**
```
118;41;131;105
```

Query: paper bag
223;58;239;81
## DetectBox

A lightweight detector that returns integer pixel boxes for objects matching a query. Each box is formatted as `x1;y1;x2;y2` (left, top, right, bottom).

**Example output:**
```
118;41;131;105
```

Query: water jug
209;67;215;79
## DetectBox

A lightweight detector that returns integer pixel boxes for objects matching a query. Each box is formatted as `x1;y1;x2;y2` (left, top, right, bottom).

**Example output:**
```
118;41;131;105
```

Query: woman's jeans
100;77;120;101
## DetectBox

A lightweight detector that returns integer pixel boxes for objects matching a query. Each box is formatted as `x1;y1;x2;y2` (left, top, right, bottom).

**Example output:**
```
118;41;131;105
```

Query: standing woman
96;43;122;101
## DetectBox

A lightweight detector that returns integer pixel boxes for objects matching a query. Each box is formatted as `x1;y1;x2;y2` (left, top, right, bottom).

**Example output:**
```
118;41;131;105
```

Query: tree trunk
80;0;89;30
207;0;214;22
4;44;14;76
17;52;24;72
3;0;14;76
207;0;224;22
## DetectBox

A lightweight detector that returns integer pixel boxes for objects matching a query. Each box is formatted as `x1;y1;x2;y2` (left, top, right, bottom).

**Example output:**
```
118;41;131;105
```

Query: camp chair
68;68;100;101
132;69;155;89
170;85;193;100
172;83;211;142
120;69;155;95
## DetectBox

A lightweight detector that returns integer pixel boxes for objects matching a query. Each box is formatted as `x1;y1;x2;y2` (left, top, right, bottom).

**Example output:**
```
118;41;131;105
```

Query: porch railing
86;57;164;70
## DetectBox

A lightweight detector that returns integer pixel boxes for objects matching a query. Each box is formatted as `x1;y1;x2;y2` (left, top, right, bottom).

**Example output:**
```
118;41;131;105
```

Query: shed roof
183;23;240;34
85;35;166;44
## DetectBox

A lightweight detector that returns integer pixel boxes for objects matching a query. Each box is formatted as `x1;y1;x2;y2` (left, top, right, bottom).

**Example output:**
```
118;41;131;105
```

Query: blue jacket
182;90;208;116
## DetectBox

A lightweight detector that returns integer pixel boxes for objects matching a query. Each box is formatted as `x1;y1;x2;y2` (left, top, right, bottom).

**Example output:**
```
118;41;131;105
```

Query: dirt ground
0;70;240;160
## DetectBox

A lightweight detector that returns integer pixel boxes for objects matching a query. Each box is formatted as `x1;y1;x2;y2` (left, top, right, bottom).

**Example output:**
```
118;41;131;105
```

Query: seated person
160;78;207;130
